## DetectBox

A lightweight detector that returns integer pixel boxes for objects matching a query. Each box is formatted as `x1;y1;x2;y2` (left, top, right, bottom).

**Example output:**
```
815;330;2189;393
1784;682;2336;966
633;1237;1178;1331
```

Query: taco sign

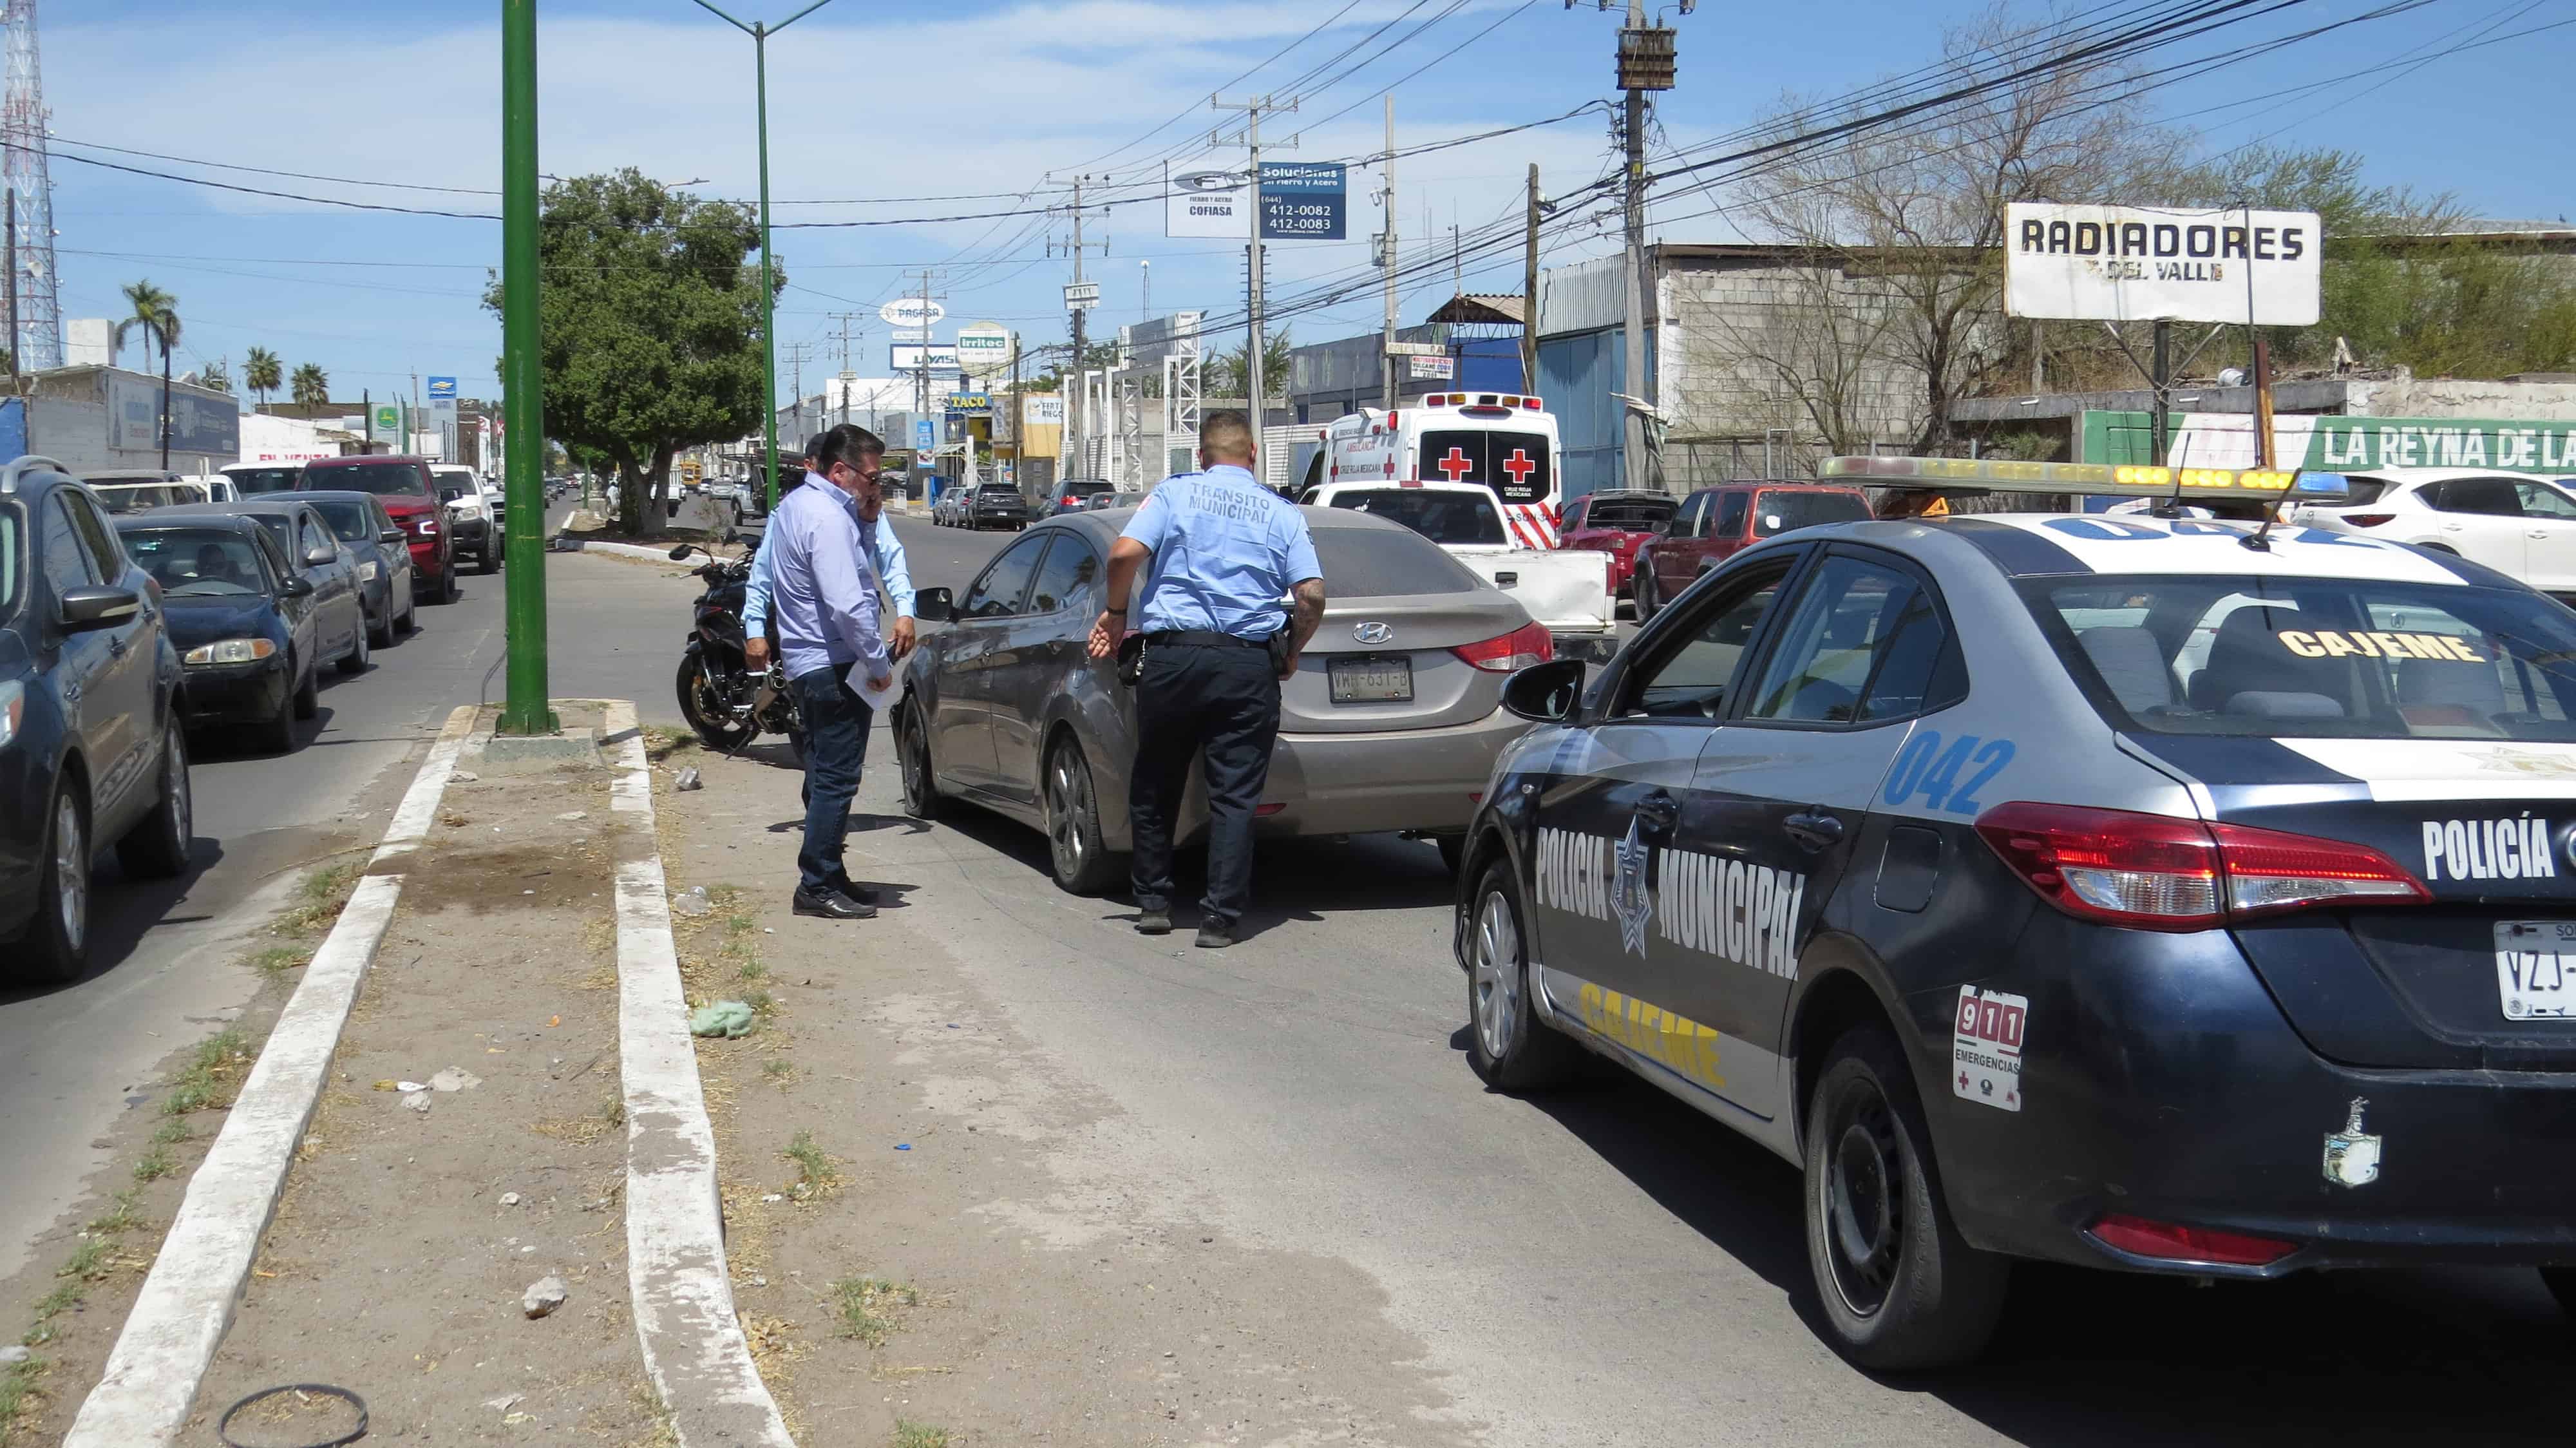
2005;202;2322;327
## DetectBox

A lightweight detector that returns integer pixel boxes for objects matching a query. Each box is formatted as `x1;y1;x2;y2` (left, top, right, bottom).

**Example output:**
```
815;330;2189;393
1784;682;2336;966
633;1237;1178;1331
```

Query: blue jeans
791;663;874;893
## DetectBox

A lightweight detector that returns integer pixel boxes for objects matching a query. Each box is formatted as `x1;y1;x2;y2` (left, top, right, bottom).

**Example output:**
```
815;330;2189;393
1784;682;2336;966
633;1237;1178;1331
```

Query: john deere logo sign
375;405;401;432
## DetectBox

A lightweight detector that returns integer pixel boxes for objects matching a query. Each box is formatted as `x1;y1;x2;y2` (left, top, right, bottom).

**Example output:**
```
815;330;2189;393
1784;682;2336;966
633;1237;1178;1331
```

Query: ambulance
1297;392;1567;549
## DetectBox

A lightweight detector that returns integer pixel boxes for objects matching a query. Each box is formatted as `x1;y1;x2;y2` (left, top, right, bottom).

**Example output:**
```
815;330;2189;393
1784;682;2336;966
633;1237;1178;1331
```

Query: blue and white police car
1453;457;2576;1368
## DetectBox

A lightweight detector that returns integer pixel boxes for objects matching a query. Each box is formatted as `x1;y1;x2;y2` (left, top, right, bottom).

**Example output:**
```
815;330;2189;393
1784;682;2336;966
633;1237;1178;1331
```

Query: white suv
2293;468;2576;598
430;464;504;574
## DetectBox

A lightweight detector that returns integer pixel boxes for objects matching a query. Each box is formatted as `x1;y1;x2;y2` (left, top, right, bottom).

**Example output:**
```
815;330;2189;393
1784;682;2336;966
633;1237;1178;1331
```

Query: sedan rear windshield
306;462;428;497
1312;526;1482;596
1585;499;1676;529
1326;488;1505;547
225;467;303;495
308;500;375;541
122;528;270;596
1752;490;1870;537
2027;573;2576;740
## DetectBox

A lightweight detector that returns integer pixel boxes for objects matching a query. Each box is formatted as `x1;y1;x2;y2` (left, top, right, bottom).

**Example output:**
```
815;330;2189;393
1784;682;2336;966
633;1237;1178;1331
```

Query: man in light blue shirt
769;424;896;921
743;441;914;670
1085;410;1325;948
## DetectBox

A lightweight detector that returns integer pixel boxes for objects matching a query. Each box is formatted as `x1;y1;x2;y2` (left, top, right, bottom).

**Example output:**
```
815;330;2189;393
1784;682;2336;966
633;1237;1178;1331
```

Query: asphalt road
9;504;2564;1443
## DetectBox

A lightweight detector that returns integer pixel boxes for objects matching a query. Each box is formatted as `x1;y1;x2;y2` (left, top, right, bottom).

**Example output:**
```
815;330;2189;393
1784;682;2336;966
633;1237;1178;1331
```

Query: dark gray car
895;506;1546;893
298;490;416;647
153;500;371;678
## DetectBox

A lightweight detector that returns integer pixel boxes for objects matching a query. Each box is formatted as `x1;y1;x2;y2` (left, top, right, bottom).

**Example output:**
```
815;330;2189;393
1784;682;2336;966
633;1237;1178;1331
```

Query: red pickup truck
1632;481;1871;619
1557;490;1678;613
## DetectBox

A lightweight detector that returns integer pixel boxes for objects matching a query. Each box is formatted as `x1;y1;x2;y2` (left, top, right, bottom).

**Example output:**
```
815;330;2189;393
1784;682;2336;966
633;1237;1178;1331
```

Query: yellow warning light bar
1821;455;2340;502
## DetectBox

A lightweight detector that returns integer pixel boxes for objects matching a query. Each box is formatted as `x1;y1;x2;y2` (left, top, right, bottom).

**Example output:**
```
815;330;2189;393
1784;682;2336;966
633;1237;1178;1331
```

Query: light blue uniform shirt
765;473;889;683
1121;464;1320;640
743;493;913;636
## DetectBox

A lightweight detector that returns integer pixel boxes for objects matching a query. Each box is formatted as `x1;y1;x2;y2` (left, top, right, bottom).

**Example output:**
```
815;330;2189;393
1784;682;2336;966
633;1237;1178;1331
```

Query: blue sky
38;0;2570;408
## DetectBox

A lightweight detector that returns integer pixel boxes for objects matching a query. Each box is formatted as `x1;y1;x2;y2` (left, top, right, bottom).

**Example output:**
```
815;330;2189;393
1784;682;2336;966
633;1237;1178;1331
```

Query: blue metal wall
0;398;26;462
1537;327;1653;503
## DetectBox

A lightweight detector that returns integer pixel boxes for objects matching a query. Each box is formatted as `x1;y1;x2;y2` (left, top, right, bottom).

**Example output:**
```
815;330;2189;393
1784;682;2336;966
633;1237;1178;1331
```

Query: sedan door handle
1635;790;1680;834
1783;808;1844;852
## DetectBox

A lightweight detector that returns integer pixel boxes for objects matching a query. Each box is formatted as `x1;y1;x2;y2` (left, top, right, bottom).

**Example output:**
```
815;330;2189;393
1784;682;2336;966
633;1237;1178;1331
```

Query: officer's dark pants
791;663;874;893
1129;642;1282;928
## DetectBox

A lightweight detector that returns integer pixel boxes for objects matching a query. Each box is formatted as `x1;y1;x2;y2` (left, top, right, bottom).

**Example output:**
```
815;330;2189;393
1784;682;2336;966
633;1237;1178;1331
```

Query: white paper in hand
856;667;904;714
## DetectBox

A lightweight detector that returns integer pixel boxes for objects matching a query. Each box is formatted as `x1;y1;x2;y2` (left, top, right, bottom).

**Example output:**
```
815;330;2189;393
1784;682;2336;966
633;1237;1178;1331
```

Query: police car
1452;456;2576;1369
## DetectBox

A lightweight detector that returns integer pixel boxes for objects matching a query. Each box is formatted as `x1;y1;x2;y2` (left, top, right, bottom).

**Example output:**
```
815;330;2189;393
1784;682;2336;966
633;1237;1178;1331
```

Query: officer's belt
1144;629;1267;649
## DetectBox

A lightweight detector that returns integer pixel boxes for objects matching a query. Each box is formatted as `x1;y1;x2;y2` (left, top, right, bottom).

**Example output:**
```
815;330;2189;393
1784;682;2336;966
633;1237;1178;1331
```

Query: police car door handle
1783;809;1844;852
1636;790;1680;833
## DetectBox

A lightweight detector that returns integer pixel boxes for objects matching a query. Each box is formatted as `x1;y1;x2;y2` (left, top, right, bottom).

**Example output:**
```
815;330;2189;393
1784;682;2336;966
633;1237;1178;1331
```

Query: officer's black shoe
1195;922;1235;949
793;885;877;920
1135;909;1173;936
826;875;881;906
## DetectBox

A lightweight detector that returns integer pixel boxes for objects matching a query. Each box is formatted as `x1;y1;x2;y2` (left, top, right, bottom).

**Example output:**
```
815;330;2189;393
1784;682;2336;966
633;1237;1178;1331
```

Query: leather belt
1146;629;1265;649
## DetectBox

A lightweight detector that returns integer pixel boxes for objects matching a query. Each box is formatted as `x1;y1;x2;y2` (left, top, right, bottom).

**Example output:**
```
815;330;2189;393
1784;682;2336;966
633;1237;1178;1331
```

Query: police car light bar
1821;455;2349;504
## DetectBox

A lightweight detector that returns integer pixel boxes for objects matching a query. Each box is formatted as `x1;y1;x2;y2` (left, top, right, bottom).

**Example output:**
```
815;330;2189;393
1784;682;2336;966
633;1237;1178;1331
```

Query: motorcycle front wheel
676;654;760;752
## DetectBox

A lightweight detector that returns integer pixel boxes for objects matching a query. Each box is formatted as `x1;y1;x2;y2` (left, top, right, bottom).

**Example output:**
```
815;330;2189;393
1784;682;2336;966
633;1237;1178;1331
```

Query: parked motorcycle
670;539;803;758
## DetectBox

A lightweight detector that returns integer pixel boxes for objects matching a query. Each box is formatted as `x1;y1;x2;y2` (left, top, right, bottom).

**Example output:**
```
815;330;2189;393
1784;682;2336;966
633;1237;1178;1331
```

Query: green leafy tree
115;280;183;463
290;362;329;408
1210;329;1293;404
482;168;776;535
244;347;282;410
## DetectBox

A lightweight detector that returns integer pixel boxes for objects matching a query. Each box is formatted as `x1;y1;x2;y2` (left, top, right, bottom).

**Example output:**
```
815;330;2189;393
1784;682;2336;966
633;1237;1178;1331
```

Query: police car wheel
1803;1025;2009;1370
1466;862;1582;1091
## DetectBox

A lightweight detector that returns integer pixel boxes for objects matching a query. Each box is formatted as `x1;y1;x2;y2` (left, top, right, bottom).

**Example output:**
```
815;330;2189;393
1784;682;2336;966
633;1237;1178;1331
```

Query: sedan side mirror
1501;657;1586;723
380;528;404;546
913;586;954;624
282;576;316;599
303;545;337;567
58;584;141;632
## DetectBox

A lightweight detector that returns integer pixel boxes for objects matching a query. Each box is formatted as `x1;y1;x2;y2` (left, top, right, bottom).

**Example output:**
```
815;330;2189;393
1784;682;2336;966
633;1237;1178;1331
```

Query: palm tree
244;347;281;411
290;362;329;409
114;280;182;466
198;359;232;394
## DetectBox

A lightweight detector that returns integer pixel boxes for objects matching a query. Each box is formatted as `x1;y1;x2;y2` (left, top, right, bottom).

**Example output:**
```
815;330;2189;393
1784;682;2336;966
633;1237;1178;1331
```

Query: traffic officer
1086;410;1324;949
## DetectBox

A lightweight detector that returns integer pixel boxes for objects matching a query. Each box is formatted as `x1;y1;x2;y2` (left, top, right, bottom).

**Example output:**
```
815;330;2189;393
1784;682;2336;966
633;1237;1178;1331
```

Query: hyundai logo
1173;169;1237;193
1352;621;1393;645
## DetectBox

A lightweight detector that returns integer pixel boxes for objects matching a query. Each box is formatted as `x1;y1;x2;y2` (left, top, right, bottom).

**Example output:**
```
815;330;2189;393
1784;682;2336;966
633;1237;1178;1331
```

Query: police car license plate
2495;921;2576;1019
1329;656;1413;703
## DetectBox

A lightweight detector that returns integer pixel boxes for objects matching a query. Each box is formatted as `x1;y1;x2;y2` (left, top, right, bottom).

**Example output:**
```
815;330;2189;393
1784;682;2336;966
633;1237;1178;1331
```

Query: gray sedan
896;506;1550;892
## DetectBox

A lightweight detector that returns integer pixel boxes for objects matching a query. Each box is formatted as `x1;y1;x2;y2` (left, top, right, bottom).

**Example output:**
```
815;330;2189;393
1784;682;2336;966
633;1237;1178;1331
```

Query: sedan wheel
116;724;193;878
1464;861;1581;1090
338;618;371;674
1803;1024;2009;1369
898;706;944;821
292;654;319;720
15;786;89;984
1041;739;1121;895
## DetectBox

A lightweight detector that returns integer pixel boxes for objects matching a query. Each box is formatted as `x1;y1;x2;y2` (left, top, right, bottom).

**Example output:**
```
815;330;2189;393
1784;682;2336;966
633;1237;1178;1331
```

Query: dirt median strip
59;705;478;1448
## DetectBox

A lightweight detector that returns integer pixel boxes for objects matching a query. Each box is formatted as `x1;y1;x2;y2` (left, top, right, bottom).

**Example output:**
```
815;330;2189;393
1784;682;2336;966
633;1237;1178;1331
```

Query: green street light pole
498;0;556;736
687;0;835;513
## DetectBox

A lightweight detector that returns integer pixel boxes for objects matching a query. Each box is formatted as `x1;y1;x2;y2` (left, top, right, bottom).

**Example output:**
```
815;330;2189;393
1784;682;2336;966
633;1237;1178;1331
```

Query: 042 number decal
1883;730;2016;815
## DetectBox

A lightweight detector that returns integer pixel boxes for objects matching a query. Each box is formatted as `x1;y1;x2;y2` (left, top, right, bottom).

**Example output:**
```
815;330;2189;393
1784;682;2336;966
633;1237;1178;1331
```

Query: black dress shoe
1195;922;1235;949
793;885;876;920
1135;909;1173;935
827;875;880;906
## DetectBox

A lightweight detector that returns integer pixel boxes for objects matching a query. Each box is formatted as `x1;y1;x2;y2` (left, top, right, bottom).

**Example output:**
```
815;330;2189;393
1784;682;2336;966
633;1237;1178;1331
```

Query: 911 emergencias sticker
1952;986;2027;1112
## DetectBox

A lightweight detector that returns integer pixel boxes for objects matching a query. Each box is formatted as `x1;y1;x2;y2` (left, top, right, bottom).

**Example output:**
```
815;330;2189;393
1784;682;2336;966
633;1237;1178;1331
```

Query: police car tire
1803;1025;2009;1370
1465;861;1582;1091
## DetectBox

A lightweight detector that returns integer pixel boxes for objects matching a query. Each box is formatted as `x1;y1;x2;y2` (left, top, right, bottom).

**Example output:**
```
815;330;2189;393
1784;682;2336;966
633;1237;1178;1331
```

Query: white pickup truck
1304;480;1616;659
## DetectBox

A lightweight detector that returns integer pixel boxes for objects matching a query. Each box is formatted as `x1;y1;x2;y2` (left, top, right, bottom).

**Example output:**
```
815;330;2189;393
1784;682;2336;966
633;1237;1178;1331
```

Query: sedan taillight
1452;621;1554;672
1975;802;2428;931
2337;513;2395;527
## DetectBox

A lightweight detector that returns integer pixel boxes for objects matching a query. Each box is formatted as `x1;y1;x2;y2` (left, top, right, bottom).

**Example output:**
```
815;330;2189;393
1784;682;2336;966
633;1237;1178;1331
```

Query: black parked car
113;514;319;754
299;490;417;646
1;457;194;983
967;482;1032;531
153;500;370;680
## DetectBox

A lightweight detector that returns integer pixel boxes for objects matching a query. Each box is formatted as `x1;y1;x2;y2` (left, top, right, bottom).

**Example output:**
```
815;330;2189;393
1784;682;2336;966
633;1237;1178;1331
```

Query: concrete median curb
601;700;795;1446
553;537;701;566
62;703;480;1448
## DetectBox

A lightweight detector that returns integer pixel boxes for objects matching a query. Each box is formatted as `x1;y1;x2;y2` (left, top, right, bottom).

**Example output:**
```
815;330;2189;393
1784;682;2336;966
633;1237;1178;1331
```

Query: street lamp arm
772;0;838;30
683;0;757;34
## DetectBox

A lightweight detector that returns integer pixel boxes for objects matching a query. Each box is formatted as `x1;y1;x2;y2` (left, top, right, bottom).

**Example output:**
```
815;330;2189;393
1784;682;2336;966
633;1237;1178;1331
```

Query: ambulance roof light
1522;396;1542;410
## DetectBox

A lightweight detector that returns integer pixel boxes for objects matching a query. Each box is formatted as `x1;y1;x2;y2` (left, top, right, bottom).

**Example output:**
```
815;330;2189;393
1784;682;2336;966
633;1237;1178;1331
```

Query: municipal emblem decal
1611;814;1654;956
2322;1097;2382;1188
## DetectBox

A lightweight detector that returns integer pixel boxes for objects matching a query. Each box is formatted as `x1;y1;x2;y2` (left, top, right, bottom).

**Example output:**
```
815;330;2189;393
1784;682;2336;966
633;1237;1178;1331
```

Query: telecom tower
4;0;59;371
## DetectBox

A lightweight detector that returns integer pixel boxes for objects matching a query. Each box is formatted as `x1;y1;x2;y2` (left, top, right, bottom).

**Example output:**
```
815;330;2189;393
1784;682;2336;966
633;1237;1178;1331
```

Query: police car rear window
1312;527;1481;596
2027;575;2576;740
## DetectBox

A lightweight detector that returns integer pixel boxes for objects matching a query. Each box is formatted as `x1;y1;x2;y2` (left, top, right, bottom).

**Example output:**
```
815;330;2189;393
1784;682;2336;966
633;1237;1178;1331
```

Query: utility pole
497;0;553;736
1050;180;1106;479
1380;96;1398;412
829;310;863;428
1213;93;1296;434
782;341;813;448
1601;0;1679;491
1522;164;1541;394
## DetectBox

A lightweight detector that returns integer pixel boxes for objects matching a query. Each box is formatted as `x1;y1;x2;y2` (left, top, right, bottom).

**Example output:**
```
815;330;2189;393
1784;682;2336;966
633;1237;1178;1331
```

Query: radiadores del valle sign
2005;202;2322;327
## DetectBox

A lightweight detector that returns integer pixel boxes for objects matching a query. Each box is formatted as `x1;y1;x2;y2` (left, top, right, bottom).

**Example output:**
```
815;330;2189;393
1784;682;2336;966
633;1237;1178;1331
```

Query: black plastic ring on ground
216;1382;370;1448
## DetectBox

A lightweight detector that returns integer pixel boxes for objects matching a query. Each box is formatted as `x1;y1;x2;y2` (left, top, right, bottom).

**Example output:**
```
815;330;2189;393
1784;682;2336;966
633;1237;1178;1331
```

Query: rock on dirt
674;766;704;792
522;1276;568;1319
500;1192;522;1207
0;1344;28;1364
402;1091;432;1114
429;1067;483;1092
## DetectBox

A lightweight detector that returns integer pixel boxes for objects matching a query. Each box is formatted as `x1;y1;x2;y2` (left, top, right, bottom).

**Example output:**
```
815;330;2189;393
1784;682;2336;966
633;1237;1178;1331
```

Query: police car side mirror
1501;658;1585;723
913;586;954;624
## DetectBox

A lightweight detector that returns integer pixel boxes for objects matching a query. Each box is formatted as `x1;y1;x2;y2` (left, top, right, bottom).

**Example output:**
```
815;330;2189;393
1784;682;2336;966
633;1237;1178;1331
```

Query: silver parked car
896;506;1551;891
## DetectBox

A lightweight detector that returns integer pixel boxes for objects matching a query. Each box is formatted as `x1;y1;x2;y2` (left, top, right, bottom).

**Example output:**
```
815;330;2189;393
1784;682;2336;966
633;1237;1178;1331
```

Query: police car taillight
1975;803;2427;931
1453;621;1553;672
